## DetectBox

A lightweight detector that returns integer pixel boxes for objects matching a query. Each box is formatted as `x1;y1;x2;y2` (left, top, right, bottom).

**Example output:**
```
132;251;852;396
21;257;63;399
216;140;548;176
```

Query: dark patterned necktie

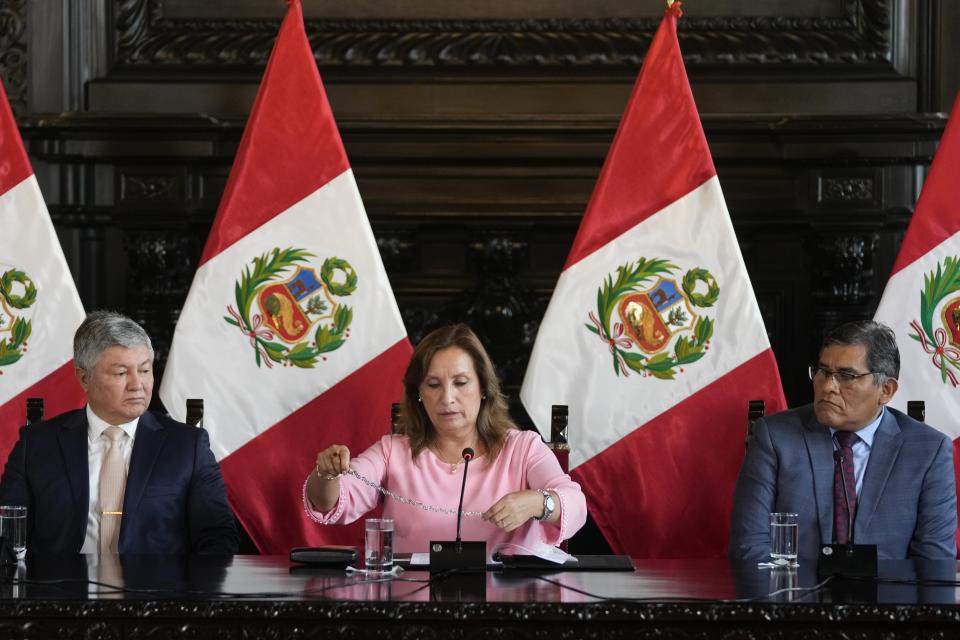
832;431;860;544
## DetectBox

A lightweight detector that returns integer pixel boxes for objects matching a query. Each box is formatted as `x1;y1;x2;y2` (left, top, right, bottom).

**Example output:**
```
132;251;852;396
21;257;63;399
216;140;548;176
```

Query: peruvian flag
520;2;785;559
874;92;960;546
159;0;410;553
0;80;86;462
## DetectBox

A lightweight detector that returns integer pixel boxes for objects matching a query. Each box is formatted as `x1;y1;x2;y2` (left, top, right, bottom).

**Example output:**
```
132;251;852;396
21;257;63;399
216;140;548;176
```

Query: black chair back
25;398;44;426
186;399;204;427
907;400;925;422
745;399;765;449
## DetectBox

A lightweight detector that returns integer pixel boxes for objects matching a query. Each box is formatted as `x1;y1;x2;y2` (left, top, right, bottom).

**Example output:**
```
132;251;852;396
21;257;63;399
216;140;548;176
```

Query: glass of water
769;512;798;567
0;505;27;560
364;518;394;573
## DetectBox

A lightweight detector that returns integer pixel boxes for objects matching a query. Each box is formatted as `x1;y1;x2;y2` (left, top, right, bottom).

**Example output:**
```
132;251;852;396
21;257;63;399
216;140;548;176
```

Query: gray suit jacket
729;404;957;561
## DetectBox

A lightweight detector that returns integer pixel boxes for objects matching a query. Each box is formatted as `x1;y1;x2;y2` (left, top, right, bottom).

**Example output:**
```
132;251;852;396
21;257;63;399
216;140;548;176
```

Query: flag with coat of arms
159;0;411;553
520;1;786;559
0;80;86;462
873;91;960;547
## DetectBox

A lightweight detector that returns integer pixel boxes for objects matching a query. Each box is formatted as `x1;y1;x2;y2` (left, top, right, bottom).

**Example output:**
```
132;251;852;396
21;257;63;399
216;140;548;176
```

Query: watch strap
537;489;555;521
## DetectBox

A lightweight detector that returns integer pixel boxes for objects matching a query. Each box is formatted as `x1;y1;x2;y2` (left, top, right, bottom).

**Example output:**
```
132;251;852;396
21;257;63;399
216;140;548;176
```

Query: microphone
833;449;855;548
429;446;486;574
818;442;877;579
455;448;474;546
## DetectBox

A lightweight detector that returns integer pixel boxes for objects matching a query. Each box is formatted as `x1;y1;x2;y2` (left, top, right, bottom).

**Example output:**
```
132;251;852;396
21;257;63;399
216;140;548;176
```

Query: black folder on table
400;554;634;572
493;554;634;572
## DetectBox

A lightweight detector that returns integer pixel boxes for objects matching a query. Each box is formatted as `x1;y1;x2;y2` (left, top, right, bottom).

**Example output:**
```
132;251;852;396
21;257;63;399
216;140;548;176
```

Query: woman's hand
306;445;351;513
315;444;351;479
483;490;546;532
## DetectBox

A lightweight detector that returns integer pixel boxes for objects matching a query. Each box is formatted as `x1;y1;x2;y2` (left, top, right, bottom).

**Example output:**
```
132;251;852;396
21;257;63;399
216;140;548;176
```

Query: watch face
545;494;555;511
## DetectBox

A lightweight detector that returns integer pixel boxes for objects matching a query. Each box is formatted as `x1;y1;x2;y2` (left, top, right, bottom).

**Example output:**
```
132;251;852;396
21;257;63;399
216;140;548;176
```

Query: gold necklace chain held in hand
341;468;484;517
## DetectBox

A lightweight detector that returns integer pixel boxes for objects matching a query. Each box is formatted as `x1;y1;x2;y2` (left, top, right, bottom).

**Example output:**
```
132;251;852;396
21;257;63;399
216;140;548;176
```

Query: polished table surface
2;555;960;638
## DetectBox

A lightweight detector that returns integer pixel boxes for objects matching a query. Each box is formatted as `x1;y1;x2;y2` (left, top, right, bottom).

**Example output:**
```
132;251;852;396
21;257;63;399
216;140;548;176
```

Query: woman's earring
417;396;422;403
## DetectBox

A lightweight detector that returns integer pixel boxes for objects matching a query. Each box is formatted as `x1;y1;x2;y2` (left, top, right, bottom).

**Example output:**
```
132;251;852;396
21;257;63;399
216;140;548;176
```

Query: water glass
0;505;27;560
769;512;798;566
364;518;394;572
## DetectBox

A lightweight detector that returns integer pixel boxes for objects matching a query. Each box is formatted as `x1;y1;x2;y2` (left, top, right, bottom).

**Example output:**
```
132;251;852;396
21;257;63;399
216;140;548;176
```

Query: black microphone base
429;540;486;573
817;543;878;578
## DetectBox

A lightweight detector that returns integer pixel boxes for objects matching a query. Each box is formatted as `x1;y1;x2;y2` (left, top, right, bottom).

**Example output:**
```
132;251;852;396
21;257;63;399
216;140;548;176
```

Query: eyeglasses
808;365;875;387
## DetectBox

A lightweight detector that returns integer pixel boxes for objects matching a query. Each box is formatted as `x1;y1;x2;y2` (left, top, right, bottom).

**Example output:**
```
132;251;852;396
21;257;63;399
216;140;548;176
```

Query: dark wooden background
4;0;958;439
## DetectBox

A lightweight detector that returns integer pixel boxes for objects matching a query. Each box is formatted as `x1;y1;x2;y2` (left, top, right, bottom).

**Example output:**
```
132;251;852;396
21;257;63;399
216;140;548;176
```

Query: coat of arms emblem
908;255;960;386
0;265;36;372
586;258;718;379
225;247;356;368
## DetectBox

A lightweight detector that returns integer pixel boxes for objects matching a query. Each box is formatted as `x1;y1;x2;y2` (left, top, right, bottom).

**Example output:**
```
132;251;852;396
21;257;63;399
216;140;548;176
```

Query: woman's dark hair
398;324;516;462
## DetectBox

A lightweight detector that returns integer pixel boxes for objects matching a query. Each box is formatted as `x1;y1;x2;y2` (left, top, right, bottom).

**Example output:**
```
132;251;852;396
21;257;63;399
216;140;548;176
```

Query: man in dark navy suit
0;311;237;554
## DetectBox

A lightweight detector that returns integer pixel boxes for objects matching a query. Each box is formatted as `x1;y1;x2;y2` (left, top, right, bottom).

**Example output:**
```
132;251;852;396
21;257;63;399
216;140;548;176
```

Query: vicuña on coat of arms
586;258;718;379
225;247;356;369
0;265;36;372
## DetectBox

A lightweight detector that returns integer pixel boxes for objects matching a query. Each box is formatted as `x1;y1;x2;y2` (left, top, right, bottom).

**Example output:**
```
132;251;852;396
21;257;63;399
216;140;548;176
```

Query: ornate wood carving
820;177;876;203
111;0;893;70
811;233;880;305
3;597;960;638
0;0;27;114
120;174;182;204
124;230;204;365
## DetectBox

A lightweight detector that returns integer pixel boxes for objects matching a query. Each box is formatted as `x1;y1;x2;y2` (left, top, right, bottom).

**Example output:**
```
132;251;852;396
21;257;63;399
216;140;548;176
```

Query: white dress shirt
80;406;139;554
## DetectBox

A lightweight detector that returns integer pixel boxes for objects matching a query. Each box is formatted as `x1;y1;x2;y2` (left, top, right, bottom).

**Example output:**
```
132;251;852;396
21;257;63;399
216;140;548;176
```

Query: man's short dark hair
821;320;899;384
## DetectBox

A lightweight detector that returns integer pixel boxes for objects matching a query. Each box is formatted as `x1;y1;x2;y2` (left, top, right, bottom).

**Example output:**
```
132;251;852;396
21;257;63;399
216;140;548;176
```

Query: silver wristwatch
537;490;556;521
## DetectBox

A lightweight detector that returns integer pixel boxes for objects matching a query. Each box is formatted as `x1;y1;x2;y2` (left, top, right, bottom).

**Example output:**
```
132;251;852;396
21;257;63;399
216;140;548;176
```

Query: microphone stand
429;448;486;575
429;447;486;602
835;450;855;555
455;449;473;551
818;446;877;581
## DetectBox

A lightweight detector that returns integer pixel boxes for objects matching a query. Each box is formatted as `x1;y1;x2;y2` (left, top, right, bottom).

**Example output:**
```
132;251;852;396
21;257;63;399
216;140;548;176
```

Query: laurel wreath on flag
908;255;960;387
224;247;356;369
585;258;716;380
0;269;36;368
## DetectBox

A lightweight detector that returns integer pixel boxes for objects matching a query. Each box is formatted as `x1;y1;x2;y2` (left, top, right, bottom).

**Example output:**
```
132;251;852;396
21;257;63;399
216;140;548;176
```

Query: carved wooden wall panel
6;0;959;412
21;114;945;415
112;0;894;70
0;0;26;114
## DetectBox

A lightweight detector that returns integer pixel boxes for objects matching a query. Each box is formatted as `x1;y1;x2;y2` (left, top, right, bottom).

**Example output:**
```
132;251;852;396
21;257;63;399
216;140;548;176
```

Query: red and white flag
874;92;960;544
520;2;785;559
159;0;411;553
0;81;86;461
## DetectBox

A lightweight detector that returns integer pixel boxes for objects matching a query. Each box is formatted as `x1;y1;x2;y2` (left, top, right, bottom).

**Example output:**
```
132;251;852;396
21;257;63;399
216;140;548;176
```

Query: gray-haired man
0;311;237;554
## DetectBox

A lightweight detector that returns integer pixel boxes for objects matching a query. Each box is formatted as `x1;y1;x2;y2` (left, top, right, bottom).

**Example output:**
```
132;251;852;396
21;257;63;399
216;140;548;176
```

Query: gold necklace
432;444;475;474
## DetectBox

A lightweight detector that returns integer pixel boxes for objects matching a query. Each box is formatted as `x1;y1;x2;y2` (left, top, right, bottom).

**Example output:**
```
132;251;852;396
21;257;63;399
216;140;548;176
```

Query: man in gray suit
729;321;957;561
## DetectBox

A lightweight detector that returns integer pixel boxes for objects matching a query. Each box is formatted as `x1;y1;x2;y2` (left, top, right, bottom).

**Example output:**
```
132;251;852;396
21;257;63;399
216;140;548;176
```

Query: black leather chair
24;398;205;427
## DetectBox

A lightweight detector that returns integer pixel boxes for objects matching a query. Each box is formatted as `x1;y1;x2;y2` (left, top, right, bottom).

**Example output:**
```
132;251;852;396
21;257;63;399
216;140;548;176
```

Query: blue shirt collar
829;405;885;448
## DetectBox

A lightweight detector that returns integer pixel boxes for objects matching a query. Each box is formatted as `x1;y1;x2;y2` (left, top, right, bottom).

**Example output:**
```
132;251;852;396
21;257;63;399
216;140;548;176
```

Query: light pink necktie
99;426;127;554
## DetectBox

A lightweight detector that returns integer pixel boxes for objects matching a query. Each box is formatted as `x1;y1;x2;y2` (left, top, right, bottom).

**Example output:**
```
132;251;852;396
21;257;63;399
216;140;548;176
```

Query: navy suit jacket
729;404;957;561
0;409;237;554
